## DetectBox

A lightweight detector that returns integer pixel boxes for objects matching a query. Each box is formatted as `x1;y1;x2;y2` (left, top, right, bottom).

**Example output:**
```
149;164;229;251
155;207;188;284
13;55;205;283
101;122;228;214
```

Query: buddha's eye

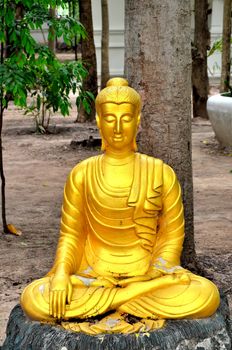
122;115;133;122
104;115;115;123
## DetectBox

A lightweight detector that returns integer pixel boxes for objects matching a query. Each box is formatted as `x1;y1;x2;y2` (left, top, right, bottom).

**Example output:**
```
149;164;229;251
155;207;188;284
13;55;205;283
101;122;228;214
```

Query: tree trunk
5;3;24;58
125;0;195;269
0;16;10;233
101;0;110;89
68;1;72;17
48;6;56;53
73;0;78;61
192;0;210;119
78;0;98;122
5;27;11;58
0;94;9;233
220;0;232;92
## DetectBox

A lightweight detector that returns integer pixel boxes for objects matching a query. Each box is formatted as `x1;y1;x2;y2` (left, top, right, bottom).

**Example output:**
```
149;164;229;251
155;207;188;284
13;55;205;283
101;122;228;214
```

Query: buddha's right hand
49;273;73;319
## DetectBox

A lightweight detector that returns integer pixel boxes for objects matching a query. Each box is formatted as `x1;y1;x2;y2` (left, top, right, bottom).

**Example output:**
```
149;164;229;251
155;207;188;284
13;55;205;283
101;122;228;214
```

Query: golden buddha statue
21;77;220;334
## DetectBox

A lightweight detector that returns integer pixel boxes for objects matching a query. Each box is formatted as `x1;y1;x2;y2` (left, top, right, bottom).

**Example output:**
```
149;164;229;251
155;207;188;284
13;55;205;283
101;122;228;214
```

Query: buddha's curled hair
106;77;128;87
95;77;141;115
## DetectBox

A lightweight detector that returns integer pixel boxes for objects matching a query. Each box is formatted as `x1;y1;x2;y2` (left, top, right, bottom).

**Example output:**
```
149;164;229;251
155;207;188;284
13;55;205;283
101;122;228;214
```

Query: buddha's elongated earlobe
96;114;106;151
96;114;100;128
131;114;140;151
132;137;138;152
101;138;106;151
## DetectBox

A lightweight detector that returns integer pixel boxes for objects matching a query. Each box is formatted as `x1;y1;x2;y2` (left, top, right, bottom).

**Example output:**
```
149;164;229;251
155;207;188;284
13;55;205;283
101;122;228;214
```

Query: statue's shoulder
70;155;101;176
66;155;101;186
137;153;177;182
137;152;163;168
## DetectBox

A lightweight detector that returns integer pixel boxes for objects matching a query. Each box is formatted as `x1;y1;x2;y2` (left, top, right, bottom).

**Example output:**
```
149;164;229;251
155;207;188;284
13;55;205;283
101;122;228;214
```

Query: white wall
208;0;224;80
92;0;124;77
92;0;229;82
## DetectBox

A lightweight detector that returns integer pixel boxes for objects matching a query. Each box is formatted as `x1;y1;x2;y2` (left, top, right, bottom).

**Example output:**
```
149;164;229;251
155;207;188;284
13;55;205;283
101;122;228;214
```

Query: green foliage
24;56;93;132
207;39;222;57
0;0;93;132
207;37;232;58
208;37;232;96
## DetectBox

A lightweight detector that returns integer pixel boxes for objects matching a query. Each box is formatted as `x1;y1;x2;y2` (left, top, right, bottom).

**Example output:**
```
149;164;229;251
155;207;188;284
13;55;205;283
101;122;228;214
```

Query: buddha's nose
114;118;122;134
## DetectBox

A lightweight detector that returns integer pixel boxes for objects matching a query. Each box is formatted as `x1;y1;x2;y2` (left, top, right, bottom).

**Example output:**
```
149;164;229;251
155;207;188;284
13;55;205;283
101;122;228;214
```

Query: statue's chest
85;157;133;210
84;176;138;248
102;163;134;188
85;182;133;224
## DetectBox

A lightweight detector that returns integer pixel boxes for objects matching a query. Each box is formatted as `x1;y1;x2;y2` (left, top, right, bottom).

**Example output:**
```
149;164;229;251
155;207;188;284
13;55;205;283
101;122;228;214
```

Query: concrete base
1;296;231;350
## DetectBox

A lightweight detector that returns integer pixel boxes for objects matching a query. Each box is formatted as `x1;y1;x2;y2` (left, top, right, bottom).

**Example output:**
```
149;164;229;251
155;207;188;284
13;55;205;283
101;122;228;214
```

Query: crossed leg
21;273;220;321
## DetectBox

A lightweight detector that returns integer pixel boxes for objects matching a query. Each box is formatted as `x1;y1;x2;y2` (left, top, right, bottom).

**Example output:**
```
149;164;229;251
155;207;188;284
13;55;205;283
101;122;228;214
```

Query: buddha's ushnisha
21;78;220;334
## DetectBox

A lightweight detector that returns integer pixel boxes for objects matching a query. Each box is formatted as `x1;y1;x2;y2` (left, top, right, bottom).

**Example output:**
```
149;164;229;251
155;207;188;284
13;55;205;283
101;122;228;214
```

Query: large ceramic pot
207;93;232;147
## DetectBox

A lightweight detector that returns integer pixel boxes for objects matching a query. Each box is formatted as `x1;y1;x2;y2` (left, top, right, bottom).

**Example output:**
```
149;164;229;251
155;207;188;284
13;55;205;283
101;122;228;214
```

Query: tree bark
0;7;10;233
0;2;15;234
78;0;98;122
73;0;78;61
101;0;110;89
192;0;210;119
220;0;232;92
125;0;195;268
48;6;56;53
5;3;24;58
0;94;9;233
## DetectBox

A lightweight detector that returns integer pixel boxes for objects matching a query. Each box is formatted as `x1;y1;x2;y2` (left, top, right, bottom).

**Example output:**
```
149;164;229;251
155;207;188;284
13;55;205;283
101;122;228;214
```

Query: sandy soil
0;104;231;344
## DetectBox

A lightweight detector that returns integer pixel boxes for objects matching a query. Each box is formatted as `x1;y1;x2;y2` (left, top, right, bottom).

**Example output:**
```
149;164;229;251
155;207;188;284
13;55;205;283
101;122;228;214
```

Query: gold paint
61;312;165;334
21;78;220;334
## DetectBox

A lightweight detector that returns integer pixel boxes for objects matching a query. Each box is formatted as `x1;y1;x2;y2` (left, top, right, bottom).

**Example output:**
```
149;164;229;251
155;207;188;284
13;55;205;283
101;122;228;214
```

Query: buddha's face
97;102;140;152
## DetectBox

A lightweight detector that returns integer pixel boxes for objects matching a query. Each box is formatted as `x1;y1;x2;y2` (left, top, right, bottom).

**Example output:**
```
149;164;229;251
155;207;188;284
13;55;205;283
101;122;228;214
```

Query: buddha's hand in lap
167;271;191;285
91;276;152;287
147;269;164;279
49;273;73;319
148;265;191;285
117;275;152;287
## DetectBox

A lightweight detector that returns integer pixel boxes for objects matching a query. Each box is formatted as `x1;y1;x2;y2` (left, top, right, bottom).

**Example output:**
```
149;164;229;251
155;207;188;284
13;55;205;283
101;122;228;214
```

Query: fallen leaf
7;224;22;236
202;140;209;145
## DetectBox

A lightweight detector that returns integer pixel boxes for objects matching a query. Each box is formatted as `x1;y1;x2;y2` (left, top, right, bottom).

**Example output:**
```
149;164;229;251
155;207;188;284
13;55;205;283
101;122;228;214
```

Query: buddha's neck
104;149;135;165
102;150;135;187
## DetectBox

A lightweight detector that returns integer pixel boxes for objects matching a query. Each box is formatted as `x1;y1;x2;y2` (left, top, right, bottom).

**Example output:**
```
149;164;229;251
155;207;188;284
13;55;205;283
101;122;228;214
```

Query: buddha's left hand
147;269;164;279
117;275;153;286
49;273;72;319
148;266;191;284
174;271;191;284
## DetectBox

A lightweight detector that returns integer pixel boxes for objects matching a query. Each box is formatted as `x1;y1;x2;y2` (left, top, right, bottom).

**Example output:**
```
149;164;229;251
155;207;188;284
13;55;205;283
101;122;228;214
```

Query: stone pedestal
2;296;231;350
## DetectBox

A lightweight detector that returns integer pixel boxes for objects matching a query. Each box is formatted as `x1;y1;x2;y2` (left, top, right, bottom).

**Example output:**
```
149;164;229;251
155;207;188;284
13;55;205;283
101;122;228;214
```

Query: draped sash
128;153;163;252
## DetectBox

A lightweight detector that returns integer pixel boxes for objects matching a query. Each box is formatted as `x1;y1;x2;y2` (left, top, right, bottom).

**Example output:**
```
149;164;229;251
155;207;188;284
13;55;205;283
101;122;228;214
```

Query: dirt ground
0;103;231;345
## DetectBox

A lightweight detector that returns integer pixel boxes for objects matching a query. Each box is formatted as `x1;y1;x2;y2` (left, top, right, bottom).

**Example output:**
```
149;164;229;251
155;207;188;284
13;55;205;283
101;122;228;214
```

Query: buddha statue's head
96;77;141;152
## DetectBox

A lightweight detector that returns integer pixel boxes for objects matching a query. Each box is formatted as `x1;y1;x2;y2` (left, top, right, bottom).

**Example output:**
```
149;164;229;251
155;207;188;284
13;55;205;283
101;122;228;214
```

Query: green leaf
76;96;81;109
85;91;95;101
82;97;91;114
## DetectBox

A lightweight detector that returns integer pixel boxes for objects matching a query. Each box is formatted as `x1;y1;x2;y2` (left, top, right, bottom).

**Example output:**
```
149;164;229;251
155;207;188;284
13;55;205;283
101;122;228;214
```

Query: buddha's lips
113;136;123;141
